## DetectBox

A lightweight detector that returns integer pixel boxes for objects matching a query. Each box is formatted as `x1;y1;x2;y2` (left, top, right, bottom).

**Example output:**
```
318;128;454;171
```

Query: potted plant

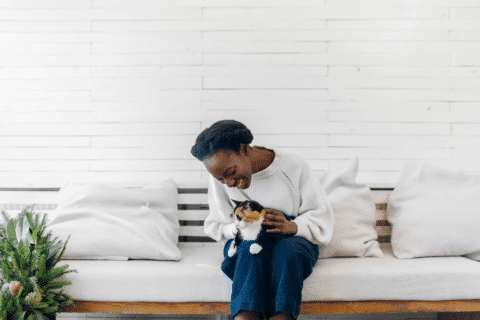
0;206;76;320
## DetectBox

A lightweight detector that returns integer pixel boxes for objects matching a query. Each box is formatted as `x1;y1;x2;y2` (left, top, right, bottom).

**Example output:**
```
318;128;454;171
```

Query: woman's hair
191;120;254;161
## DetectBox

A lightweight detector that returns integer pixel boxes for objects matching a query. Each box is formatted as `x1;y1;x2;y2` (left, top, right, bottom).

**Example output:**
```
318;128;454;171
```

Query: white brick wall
1;0;480;187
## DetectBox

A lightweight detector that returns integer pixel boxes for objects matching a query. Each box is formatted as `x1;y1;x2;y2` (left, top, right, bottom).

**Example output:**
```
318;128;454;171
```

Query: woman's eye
223;171;234;178
217;169;236;182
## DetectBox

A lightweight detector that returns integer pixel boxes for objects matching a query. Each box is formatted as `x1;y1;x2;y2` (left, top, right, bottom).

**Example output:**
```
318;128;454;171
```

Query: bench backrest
0;185;393;243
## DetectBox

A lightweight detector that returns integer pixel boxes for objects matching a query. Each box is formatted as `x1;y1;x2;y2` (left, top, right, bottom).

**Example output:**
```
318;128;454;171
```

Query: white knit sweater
204;148;334;245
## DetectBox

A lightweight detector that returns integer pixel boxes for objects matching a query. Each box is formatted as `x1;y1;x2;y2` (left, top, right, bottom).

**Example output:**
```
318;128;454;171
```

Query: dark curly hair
191;120;254;161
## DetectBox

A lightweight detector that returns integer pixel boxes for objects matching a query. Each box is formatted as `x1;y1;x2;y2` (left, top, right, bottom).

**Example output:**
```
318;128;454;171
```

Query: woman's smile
236;178;250;189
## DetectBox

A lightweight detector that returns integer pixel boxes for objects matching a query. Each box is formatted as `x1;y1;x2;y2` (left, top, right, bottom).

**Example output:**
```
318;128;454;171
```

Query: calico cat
227;200;294;257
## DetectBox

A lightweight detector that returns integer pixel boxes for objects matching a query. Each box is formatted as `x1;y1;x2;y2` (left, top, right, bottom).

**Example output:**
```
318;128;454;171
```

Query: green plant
0;206;76;320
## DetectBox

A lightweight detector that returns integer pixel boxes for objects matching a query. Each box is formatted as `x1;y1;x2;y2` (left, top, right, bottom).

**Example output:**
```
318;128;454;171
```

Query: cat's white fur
237;217;263;240
228;216;265;257
249;243;262;254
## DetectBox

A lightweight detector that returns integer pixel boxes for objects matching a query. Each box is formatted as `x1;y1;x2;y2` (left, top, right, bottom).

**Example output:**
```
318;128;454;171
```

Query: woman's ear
240;143;250;156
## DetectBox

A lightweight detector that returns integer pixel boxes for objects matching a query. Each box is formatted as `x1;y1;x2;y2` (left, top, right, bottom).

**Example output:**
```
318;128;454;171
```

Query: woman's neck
250;146;275;174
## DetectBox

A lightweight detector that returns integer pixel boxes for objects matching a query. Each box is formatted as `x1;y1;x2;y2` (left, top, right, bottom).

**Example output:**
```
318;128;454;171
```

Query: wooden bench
1;185;479;319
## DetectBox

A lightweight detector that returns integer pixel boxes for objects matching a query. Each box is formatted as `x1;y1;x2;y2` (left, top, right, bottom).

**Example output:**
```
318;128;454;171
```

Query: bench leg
438;312;480;320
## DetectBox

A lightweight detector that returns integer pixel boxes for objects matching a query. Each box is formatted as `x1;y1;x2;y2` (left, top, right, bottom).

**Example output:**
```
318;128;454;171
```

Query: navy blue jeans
221;236;319;319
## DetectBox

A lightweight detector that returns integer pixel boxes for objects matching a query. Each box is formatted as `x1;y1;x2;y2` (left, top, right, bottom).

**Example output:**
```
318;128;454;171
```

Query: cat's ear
260;209;267;218
249;200;264;212
231;199;243;207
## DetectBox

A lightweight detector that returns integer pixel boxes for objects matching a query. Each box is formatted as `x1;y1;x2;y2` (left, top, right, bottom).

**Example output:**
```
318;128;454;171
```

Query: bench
1;184;480;320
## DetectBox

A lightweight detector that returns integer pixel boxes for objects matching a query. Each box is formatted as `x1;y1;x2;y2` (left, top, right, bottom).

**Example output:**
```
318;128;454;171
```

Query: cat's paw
249;243;262;254
228;248;237;257
228;242;237;257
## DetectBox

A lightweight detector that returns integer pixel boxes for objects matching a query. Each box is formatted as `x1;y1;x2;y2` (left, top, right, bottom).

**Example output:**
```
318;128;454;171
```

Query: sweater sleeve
293;159;334;246
204;176;237;241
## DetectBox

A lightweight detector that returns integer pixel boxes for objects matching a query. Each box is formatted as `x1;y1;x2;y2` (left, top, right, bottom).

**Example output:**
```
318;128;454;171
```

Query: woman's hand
262;209;298;235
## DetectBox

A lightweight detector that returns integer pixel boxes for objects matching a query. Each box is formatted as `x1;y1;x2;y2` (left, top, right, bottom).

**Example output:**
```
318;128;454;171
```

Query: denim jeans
221;236;319;319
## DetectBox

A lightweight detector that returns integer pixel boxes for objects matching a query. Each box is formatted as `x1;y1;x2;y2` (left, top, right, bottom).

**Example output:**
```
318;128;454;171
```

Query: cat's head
232;200;266;224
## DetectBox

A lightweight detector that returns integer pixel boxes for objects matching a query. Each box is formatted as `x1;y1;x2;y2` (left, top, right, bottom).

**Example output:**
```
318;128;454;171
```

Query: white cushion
46;180;181;261
387;162;480;260
317;157;383;258
304;244;480;301
61;243;232;302
60;243;480;302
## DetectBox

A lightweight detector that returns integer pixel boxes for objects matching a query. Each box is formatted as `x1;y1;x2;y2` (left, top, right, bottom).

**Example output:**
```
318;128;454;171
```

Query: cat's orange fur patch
235;208;266;223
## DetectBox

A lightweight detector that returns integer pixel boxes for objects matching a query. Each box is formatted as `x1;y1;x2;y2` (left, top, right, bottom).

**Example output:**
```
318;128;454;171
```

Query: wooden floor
437;313;480;320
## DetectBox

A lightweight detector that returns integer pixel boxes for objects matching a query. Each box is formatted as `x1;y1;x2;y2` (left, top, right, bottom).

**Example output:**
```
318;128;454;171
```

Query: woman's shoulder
275;149;310;171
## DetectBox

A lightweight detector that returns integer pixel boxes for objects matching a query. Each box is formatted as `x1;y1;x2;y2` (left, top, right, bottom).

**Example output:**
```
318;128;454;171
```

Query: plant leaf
25;232;35;245
16;216;30;244
7;220;16;244
1;210;11;225
31;227;39;245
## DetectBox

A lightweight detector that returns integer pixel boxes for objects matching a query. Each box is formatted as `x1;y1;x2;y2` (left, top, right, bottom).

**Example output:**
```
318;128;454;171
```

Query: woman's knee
274;237;317;260
271;237;319;276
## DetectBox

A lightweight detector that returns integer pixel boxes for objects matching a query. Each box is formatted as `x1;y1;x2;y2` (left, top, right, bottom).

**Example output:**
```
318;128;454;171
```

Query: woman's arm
204;176;237;241
293;159;334;245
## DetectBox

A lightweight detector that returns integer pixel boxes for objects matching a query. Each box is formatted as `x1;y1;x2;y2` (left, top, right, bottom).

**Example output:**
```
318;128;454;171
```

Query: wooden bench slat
371;190;393;203
0;192;59;204
0;205;57;211
177;193;208;204
376;209;387;221
179;226;206;237
178;236;215;243
178;210;209;220
375;226;392;238
61;300;480;315
376;220;390;227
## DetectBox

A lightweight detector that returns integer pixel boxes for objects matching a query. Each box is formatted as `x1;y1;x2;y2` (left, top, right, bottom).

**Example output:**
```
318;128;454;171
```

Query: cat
227;199;294;257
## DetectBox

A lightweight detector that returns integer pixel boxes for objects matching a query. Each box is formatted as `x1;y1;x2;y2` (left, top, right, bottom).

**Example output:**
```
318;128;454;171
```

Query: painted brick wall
1;0;480;187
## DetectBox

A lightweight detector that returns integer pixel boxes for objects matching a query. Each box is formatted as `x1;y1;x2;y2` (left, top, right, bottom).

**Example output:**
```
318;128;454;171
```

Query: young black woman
191;120;334;320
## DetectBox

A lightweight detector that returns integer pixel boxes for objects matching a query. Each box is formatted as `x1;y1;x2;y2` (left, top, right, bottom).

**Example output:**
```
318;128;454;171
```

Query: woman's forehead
204;150;235;172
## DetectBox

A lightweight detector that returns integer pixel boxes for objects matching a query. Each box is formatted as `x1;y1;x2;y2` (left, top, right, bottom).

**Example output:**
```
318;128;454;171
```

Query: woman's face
204;145;252;190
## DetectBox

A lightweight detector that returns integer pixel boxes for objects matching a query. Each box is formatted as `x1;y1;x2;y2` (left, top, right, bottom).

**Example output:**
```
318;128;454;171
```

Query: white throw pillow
317;157;383;258
387;162;480;260
46;179;181;260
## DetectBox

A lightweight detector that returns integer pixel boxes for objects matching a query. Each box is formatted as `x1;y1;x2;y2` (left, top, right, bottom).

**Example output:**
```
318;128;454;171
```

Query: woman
191;120;334;320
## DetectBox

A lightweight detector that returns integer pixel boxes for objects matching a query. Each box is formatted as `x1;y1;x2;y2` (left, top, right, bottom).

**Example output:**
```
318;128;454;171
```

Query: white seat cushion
61;243;480;302
303;243;480;301
61;243;231;302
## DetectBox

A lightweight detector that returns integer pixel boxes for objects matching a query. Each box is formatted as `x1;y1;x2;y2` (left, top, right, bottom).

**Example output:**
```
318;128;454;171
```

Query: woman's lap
222;236;319;319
